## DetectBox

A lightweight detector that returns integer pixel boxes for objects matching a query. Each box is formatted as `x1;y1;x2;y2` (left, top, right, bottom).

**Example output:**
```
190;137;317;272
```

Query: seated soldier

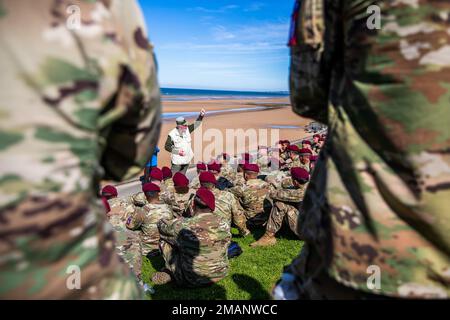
189;162;207;189
311;134;321;155
100;185;147;291
251;167;310;247
286;145;302;169
196;171;250;236
257;145;271;173
217;152;234;181
130;167;165;206
153;189;231;287
230;163;274;228
298;148;312;172
233;153;253;187
126;183;173;258
162;172;195;217
162;166;174;192
278;140;290;168
208;161;233;190
301;139;312;152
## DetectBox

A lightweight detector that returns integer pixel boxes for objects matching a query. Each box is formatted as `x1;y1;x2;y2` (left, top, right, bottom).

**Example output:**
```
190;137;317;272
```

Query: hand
200;108;206;117
179;150;185;156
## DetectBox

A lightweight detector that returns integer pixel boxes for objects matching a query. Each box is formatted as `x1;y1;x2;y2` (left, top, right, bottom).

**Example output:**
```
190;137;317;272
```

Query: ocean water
161;87;289;101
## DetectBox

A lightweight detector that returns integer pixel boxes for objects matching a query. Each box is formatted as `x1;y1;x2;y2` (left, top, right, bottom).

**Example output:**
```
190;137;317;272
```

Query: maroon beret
173;172;189;187
208;162;222;172
302;140;311;145
310;155;318;162
243;163;260;173
288;145;301;153
150;167;163;181
199;171;217;185
313;134;321;139
283;140;291;145
142;182;160;193
242;153;252;162
291;167;310;182
101;185;117;197
196;162;207;170
162;166;172;179
196;188;215;211
299;148;313;156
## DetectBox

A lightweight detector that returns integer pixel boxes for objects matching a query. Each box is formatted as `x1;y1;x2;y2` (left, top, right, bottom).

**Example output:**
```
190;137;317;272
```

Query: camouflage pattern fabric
0;0;161;299
158;212;231;287
288;155;302;169
161;189;196;217
189;175;201;190
125;202;173;255
163;179;175;193
257;155;271;173
233;172;246;188
221;163;235;182
230;179;273;221
287;0;450;298
107;198;143;282
266;185;306;236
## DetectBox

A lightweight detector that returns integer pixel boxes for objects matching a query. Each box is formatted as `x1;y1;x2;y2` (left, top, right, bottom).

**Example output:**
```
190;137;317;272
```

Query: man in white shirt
164;109;206;175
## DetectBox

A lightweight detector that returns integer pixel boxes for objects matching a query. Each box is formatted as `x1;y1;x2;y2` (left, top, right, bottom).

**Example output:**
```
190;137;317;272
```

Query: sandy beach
156;97;313;167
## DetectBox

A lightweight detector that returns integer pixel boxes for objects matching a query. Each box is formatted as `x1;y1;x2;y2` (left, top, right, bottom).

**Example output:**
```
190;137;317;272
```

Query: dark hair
144;191;159;198
200;182;215;189
194;196;209;210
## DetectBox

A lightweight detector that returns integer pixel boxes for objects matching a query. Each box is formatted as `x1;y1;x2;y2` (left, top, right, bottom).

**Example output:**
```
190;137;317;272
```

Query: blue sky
138;0;293;92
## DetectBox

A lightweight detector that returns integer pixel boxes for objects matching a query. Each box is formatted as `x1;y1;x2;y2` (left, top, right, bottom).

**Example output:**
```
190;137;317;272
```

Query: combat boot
250;232;276;247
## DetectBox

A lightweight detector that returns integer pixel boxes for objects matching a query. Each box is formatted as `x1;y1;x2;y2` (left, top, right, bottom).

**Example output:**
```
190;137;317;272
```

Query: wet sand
156;98;313;167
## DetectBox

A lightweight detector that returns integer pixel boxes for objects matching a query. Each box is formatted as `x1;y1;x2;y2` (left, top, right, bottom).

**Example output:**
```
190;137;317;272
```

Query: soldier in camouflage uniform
196;171;250;236
102;186;144;289
279;140;291;169
230;164;274;227
162;172;195;217
251;168;309;247
162;166;175;193
154;189;231;287
275;0;450;299
218;153;235;181
311;134;322;155
0;0;161;299
189;162;207;190
287;145;302;169
125;183;172;258
130;167;168;206
257;146;271;173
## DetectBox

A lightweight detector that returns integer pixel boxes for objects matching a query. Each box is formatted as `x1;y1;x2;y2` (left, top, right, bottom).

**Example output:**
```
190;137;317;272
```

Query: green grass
142;226;303;300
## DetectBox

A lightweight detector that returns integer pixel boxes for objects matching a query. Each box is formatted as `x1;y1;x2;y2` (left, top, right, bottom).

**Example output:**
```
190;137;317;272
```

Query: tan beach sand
155;98;313;167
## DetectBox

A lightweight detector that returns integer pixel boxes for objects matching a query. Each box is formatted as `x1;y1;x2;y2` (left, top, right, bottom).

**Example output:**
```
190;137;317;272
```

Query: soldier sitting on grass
153;188;231;287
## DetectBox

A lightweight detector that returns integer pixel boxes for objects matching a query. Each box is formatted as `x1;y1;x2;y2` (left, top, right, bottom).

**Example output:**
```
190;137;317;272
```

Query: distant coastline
160;87;289;101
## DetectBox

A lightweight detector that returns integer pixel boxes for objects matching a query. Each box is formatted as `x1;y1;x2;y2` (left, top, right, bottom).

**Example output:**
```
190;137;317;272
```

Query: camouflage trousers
266;201;301;237
159;240;219;288
113;228;143;283
285;243;391;300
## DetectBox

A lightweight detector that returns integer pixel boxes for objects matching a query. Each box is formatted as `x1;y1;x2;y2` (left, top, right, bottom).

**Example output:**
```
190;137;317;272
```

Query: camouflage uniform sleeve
125;207;145;231
270;186;305;203
158;217;184;244
289;0;330;123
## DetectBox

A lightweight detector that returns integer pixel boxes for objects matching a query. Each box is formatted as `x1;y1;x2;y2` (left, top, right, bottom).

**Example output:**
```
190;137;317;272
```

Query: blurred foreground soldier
251;168;309;247
0;0;161;299
278;0;450;299
126;183;172;258
154;188;231;287
230;164;273;228
164;110;206;175
197;171;249;236
163;172;195;217
190;162;207;190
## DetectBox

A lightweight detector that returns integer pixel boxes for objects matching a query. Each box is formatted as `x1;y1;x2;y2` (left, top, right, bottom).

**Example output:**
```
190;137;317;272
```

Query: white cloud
212;25;236;41
188;4;240;14
244;2;266;12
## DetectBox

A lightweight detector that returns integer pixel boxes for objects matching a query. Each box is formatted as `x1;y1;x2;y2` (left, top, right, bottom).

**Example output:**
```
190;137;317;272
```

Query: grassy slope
142;227;303;300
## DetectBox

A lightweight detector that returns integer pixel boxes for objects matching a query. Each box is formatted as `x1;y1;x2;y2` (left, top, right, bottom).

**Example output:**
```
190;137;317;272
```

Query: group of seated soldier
99;133;326;291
